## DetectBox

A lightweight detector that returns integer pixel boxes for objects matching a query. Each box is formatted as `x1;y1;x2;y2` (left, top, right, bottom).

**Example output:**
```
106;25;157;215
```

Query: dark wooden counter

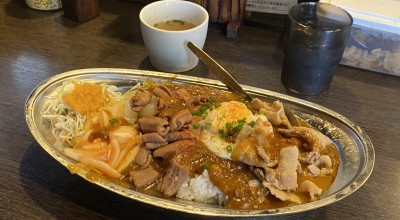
1;0;399;219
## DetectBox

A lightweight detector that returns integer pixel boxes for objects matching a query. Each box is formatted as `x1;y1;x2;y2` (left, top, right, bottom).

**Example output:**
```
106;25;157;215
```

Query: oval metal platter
25;68;374;217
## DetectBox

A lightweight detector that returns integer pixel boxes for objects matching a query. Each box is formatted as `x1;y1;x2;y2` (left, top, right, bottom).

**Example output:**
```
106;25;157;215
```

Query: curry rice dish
42;80;339;210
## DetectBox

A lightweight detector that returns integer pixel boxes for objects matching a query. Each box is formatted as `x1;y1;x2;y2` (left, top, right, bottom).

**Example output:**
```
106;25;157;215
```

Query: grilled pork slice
130;88;152;111
130;167;160;188
165;130;196;142
157;159;189;197
153;140;196;159
169;109;192;132
138;116;170;136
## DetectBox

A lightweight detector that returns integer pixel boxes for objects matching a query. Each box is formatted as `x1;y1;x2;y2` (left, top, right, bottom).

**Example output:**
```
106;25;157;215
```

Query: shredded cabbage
42;81;128;147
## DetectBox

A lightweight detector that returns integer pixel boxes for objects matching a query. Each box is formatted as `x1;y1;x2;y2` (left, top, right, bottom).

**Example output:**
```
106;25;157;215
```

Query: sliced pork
307;164;321;177
251;98;270;111
300;180;322;201
315;155;332;168
166;130;196;142
320;168;333;175
169;109;192;132
263;182;301;204
130;89;152;111
300;151;333;177
155;97;166;110
173;88;191;103
278;127;332;151
153;140;196;159
265;146;299;191
299;151;321;165
232;120;276;168
130;167;160;188
153;85;172;98
144;142;168;150
191;96;208;106
139;116;170;136
251;99;290;128
141;132;166;143
134;147;152;168
256;146;271;165
157;159;189;197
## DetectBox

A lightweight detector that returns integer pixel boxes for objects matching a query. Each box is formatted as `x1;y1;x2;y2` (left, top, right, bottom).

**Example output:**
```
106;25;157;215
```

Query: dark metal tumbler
281;2;353;95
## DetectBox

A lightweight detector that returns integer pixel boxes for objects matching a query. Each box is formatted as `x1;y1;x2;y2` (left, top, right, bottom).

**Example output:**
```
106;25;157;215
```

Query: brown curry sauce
120;83;339;210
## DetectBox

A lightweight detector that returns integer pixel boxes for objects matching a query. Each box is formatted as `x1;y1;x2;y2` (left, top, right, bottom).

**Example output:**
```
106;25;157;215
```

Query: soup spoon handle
187;41;299;126
187;42;253;101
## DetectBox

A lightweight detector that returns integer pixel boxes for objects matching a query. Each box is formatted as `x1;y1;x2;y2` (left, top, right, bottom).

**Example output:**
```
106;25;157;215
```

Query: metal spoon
187;42;253;101
187;41;299;126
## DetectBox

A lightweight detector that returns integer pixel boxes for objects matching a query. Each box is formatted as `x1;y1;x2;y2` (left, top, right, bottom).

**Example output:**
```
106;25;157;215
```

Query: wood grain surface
1;0;399;219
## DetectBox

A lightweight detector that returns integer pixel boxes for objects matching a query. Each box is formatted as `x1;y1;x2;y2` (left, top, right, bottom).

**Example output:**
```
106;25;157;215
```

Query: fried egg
199;101;272;159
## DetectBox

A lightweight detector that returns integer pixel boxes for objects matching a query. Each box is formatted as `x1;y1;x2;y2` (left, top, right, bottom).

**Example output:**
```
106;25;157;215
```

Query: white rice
176;170;226;205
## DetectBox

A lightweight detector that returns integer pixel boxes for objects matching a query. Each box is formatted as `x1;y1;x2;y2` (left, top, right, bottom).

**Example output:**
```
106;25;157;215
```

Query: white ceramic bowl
139;0;209;72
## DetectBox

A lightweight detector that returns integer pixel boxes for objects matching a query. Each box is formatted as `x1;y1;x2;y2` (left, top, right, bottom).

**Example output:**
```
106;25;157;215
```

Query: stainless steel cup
281;2;353;95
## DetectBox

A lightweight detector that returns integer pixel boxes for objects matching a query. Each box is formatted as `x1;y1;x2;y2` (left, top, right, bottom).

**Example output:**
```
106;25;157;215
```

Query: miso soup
154;20;196;31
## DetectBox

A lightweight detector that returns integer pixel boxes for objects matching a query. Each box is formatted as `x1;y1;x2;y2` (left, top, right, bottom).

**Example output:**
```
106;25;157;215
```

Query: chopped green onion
172;19;185;25
226;145;233;153
233;125;243;132
199;106;208;112
193;123;200;129
209;96;217;103
248;121;256;127
191;111;202;116
109;118;118;125
239;98;249;103
190;97;223;117
225;122;232;129
218;129;227;138
238;118;246;123
203;161;212;170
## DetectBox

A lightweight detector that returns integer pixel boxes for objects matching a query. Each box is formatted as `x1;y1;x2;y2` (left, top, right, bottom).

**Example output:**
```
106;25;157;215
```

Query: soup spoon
187;42;253;101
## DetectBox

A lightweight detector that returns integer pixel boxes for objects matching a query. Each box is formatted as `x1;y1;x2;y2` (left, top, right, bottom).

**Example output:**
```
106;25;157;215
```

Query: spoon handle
187;42;253;101
188;41;299;126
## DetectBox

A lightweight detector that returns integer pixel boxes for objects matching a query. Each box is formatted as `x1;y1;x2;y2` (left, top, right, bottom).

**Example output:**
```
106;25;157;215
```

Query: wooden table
1;0;399;219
